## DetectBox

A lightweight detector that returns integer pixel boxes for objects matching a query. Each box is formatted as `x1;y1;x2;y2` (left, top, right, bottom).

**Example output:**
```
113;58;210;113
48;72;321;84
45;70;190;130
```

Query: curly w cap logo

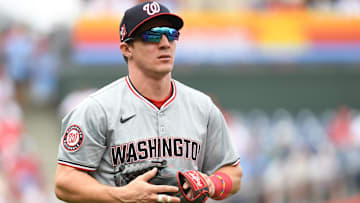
143;2;160;16
120;24;127;41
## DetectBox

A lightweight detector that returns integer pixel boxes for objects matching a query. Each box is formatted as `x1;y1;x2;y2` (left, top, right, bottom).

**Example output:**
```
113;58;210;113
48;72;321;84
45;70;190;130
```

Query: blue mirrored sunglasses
141;27;180;42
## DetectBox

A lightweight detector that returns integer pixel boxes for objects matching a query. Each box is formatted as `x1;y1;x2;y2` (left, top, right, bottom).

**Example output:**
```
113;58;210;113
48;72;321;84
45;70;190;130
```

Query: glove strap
183;170;208;191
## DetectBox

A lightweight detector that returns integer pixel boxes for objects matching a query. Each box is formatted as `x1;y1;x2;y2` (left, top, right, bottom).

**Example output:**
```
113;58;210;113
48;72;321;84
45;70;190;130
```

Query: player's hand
183;171;215;198
120;168;181;203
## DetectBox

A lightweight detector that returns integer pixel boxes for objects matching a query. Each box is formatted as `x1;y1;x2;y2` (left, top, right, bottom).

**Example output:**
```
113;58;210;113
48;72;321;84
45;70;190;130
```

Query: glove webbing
114;160;167;186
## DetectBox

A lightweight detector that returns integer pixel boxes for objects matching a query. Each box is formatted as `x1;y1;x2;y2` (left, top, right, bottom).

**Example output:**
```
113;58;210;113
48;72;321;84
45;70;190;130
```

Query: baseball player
55;1;242;202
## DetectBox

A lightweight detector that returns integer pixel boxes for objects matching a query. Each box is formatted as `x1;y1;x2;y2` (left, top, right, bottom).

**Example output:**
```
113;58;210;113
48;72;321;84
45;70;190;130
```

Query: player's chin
156;62;174;72
156;67;173;76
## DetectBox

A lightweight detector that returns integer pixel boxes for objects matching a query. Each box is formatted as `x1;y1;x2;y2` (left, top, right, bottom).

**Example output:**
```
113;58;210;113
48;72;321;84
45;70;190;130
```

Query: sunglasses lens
142;33;161;42
142;27;179;42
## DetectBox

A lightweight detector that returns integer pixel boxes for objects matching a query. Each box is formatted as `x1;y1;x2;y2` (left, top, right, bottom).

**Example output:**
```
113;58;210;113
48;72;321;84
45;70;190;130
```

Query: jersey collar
125;76;177;110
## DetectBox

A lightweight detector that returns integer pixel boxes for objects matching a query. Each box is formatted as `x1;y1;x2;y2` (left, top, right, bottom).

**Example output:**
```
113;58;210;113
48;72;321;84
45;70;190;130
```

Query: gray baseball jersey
57;76;240;186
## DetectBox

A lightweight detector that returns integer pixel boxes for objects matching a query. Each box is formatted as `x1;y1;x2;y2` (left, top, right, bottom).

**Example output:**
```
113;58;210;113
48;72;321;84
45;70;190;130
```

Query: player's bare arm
55;165;180;203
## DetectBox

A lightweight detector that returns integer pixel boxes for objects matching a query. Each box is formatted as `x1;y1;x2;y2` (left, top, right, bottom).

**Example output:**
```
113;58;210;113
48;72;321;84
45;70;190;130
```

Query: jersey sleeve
202;101;240;174
57;97;107;171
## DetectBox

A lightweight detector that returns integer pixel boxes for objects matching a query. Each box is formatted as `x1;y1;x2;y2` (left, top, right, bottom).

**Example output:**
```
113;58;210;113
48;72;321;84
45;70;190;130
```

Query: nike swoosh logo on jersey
120;114;136;124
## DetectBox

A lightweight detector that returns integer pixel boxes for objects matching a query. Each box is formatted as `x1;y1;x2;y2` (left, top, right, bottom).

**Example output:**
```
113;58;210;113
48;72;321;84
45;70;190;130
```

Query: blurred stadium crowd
0;24;58;202
223;107;360;203
0;0;360;202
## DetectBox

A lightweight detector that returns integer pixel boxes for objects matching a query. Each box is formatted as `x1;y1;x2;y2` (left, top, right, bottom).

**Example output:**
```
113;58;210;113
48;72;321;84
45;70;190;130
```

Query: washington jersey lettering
57;76;240;186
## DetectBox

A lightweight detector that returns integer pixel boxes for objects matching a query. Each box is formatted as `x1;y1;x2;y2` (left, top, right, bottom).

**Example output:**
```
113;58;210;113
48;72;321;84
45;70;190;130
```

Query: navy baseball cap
119;1;184;42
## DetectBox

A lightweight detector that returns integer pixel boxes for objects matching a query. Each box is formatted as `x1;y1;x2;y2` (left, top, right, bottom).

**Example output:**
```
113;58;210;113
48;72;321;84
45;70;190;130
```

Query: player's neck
128;71;172;101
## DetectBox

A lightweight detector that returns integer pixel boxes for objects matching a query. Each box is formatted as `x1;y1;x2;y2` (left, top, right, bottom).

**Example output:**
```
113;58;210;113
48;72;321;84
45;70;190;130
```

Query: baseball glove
114;160;209;203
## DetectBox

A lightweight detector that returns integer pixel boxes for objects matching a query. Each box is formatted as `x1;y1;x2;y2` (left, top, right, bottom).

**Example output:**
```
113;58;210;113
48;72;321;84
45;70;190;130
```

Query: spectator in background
327;106;352;149
3;24;33;106
349;113;360;191
29;35;59;107
0;46;15;109
350;112;360;147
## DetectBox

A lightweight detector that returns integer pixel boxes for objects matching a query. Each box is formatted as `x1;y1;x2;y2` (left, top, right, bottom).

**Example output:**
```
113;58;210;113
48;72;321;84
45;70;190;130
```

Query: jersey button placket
158;111;166;136
160;126;165;134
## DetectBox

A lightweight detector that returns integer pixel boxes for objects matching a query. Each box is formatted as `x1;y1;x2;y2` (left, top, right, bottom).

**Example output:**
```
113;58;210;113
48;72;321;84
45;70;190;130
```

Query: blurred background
1;0;360;202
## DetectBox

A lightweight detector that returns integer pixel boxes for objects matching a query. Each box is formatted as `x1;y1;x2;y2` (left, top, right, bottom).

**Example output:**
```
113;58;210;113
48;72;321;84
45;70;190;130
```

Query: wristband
209;172;232;200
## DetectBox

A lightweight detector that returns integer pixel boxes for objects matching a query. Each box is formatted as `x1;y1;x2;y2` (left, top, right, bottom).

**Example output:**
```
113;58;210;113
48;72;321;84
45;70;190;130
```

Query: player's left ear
120;42;133;59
